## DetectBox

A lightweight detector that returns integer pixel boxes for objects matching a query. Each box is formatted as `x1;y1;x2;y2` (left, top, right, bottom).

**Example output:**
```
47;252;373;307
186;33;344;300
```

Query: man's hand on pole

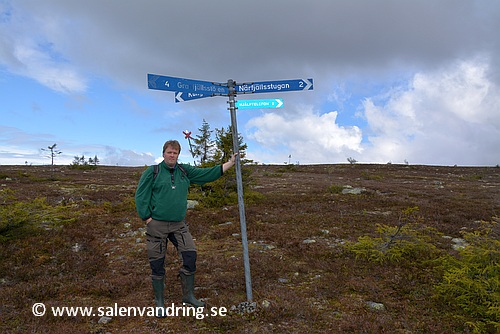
223;152;239;173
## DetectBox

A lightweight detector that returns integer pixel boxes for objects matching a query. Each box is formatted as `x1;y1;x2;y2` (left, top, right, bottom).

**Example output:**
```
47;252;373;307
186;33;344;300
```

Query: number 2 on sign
299;81;304;88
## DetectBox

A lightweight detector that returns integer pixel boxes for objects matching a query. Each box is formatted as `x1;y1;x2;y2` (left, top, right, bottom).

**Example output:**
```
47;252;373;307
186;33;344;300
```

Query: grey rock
342;187;366;195
451;237;468;250
98;316;112;324
230;301;257;315
187;200;199;209
366;301;385;311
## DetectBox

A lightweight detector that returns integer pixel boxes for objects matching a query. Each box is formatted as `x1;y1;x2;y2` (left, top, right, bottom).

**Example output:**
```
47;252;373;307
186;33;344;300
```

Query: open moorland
0;163;498;333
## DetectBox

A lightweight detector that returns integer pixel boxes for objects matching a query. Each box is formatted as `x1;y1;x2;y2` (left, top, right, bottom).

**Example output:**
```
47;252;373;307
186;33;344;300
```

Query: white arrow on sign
175;91;211;103
302;78;313;90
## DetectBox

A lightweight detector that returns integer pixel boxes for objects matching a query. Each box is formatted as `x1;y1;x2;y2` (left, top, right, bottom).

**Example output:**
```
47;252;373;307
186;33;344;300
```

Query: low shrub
433;220;499;333
346;207;443;264
0;197;75;242
329;184;344;194
346;210;499;333
192;166;257;208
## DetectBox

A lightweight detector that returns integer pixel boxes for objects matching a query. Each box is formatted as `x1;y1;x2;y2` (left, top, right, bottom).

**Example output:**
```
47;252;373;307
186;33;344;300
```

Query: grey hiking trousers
146;219;197;280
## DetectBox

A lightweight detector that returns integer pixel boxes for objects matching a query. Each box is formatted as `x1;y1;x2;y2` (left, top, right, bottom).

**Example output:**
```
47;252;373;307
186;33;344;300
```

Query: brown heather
0;164;498;333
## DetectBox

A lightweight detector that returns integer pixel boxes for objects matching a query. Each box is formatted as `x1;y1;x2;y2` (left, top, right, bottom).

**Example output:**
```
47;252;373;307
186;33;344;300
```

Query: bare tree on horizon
41;143;62;166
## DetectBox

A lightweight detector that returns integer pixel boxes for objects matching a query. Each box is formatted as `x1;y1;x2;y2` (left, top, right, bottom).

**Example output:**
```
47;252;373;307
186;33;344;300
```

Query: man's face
163;146;180;167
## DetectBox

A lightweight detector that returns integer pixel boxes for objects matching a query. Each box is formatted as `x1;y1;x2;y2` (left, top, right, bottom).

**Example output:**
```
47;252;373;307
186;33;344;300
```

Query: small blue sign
148;74;229;95
236;99;284;109
236;78;313;94
175;91;211;103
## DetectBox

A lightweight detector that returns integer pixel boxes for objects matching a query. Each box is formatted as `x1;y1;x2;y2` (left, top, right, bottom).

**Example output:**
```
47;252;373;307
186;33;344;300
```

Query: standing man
135;140;237;316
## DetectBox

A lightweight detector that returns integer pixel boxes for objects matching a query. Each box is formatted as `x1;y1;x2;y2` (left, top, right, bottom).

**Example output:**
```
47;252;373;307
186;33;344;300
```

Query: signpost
236;98;284;109
147;73;313;303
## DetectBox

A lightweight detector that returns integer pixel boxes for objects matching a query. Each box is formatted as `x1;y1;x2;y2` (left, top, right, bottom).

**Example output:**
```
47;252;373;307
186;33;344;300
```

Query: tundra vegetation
0;163;498;333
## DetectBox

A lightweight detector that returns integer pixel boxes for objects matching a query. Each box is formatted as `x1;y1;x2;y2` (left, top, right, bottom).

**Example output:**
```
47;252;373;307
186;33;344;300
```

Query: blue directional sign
236;99;284;109
236;78;313;94
175;91;212;103
148;74;229;95
148;74;313;103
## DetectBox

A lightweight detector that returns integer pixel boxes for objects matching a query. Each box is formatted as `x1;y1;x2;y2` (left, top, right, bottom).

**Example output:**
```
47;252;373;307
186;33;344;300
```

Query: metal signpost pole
227;79;253;302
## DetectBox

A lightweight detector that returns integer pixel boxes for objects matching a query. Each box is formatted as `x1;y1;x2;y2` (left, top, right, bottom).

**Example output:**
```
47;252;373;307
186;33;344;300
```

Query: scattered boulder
261;300;271;309
443;236;469;250
98;316;112;324
366;301;385;311
255;242;276;251
71;243;83;252
342;186;367;195
451;237;468;250
230;301;256;315
434;181;445;189
187;200;199;209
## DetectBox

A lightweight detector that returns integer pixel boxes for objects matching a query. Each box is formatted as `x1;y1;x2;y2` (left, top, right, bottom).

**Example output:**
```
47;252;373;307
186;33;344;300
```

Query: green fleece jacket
135;161;223;222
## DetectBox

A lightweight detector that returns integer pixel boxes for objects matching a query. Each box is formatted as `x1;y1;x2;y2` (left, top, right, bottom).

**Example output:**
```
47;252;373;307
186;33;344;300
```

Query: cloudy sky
1;0;499;166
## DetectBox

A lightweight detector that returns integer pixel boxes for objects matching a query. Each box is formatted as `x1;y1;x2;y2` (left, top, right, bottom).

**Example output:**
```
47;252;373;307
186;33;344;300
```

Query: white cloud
0;3;87;93
245;58;500;166
246;106;363;164
1;1;499;166
100;146;155;166
13;43;87;93
361;58;500;165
